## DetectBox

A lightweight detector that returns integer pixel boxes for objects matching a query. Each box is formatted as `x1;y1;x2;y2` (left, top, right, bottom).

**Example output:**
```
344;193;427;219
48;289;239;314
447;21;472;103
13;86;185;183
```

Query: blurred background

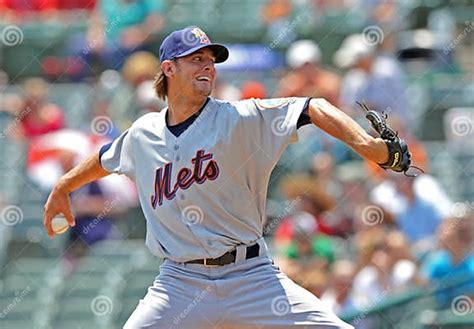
0;0;473;328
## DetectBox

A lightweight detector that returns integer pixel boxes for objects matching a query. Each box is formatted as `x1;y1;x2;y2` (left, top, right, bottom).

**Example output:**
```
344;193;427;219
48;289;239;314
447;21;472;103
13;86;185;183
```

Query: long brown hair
153;69;168;101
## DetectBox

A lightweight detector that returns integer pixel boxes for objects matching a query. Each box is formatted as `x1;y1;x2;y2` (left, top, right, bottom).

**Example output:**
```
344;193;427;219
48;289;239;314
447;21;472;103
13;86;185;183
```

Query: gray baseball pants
124;238;353;329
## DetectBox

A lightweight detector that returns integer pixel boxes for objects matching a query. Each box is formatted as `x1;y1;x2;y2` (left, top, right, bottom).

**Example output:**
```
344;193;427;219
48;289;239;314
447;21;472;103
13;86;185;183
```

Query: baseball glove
357;102;421;176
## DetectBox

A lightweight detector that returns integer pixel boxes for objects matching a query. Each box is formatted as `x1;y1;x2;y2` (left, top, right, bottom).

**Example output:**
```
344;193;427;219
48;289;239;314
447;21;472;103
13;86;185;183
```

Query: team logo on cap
191;27;210;44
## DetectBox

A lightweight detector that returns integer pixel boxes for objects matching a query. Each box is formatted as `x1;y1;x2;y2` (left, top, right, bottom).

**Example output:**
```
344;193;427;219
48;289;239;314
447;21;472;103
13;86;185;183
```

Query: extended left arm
307;98;389;164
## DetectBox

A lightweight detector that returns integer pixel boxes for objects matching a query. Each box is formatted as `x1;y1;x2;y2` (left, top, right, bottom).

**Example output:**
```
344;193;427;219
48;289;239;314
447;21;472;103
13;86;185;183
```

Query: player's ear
161;60;176;78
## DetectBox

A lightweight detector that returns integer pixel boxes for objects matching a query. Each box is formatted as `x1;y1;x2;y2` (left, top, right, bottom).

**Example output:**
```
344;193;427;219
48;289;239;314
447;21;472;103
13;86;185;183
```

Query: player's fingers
43;208;55;238
63;207;76;227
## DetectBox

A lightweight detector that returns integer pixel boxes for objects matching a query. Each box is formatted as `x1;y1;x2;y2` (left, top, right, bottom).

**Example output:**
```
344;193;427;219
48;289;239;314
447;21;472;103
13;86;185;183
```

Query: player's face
176;48;217;97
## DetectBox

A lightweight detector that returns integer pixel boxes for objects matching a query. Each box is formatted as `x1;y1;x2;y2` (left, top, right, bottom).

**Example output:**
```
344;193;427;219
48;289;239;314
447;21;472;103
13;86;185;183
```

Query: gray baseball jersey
100;97;310;262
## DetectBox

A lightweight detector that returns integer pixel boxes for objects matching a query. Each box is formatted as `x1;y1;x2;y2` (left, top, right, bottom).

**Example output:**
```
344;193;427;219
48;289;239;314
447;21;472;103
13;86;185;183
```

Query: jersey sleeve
99;129;135;178
238;97;311;162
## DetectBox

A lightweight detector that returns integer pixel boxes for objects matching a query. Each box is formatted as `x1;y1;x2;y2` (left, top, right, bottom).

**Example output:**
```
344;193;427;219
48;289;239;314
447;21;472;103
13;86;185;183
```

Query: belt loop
256;237;268;257
235;244;246;262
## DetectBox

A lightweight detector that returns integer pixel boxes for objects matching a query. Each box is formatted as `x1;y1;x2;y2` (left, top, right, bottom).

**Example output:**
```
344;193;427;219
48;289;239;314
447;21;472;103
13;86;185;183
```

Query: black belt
186;243;260;266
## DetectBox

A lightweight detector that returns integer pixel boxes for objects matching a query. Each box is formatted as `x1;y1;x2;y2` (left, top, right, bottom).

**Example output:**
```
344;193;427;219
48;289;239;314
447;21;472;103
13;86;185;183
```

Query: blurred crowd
0;0;473;318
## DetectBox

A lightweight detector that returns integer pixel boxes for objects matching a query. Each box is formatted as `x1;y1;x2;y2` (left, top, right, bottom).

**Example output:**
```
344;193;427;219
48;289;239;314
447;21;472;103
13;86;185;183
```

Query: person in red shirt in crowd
0;0;94;12
240;80;267;100
0;0;58;11
8;78;65;141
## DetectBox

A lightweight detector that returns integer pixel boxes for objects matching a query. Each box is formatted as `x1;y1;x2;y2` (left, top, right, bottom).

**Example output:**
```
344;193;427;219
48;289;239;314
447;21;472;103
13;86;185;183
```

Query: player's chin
193;81;213;96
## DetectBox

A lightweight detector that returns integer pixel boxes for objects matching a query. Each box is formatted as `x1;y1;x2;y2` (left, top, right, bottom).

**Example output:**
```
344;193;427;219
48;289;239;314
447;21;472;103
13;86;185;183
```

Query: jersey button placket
173;143;184;202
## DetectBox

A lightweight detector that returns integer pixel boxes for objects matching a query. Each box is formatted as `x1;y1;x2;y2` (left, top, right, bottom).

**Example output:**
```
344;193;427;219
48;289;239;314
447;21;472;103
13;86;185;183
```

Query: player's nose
203;59;215;72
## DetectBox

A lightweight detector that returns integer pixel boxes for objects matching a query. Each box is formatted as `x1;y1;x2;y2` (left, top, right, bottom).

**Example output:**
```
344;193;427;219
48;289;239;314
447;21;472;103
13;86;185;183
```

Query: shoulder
210;97;257;117
127;111;164;137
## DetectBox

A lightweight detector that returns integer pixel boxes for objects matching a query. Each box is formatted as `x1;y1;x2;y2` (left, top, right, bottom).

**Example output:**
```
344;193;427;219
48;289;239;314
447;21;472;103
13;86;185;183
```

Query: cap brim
175;43;229;63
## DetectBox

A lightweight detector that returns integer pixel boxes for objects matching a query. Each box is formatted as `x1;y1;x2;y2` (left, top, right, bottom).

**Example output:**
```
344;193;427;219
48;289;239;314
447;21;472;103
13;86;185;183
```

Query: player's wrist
365;137;389;165
374;138;390;165
55;178;72;194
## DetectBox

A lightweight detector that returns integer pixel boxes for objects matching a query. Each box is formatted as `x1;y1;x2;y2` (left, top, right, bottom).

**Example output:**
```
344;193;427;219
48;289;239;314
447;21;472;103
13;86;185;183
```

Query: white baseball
51;216;70;234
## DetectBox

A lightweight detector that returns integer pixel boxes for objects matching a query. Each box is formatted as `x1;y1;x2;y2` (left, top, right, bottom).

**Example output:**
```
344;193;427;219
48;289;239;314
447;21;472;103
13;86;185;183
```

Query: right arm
43;153;110;237
307;98;389;164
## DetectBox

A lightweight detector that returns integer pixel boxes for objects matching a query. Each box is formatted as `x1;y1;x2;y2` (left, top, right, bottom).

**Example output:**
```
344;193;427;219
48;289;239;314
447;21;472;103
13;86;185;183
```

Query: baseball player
43;27;411;328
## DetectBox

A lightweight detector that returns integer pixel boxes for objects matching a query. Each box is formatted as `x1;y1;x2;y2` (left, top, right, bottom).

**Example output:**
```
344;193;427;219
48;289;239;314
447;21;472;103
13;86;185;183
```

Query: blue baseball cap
159;27;229;63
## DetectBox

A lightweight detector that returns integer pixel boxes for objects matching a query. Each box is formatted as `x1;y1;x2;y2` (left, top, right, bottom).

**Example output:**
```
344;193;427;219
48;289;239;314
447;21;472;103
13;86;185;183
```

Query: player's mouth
195;76;212;83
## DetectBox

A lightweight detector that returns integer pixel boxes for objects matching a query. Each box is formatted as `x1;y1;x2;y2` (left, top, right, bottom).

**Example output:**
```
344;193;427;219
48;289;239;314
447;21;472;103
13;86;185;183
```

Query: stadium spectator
351;234;417;310
380;175;444;253
275;211;336;266
240;80;267;100
108;51;162;129
5;78;64;141
321;260;358;315
76;0;165;73
59;0;96;10
334;34;409;121
278;174;340;236
211;78;241;101
296;266;329;299
0;0;59;16
261;0;296;47
395;176;443;242
261;0;292;25
277;40;341;106
88;95;121;139
420;213;474;307
370;173;453;222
